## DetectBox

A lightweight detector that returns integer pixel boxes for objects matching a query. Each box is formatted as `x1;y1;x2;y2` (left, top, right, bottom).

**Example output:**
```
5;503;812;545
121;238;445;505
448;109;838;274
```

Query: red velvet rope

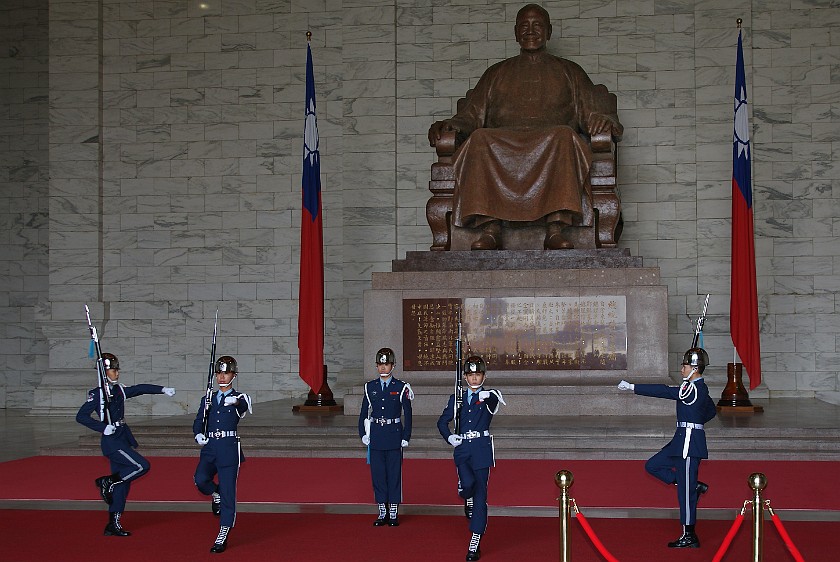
574;511;619;562
712;513;745;562
770;513;805;562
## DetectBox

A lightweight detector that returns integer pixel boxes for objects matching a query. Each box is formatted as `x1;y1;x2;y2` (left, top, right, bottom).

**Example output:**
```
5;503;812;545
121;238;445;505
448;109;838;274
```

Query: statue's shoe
471;232;500;250
544;221;574;249
544;231;574;249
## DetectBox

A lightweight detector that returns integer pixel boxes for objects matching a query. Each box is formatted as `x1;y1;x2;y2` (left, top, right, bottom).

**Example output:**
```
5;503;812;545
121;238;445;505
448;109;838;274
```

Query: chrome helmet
463;355;487;375
215;355;238;374
102;353;120;371
375;347;396;365
682;347;709;374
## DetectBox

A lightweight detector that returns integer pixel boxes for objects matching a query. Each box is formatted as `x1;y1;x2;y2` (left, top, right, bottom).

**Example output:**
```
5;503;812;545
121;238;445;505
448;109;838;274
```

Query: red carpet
1;509;836;561
1;456;837;512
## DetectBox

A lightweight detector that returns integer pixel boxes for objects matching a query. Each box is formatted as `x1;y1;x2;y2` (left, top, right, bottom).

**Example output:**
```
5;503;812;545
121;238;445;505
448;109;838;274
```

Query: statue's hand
586;113;614;136
428;120;457;146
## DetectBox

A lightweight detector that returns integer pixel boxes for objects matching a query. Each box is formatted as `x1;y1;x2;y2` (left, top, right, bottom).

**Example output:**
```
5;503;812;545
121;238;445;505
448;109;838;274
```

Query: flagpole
732;15;740;373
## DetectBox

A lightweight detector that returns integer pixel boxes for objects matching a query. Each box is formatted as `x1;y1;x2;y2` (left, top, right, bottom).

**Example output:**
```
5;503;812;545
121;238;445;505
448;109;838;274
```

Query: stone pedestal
347;250;674;416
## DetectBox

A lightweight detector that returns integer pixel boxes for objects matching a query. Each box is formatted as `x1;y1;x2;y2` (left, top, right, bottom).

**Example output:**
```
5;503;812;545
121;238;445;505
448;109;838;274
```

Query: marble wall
0;0;50;408
0;0;838;412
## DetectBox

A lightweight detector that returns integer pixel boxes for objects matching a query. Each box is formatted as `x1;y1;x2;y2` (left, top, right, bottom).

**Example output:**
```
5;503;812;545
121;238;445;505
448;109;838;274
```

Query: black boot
668;525;700;548
466;532;482;560
103;512;131;537
697;481;709;499
464;497;474;519
373;503;388;526
211;489;221;516
387;503;400;526
210;526;230;553
95;472;121;505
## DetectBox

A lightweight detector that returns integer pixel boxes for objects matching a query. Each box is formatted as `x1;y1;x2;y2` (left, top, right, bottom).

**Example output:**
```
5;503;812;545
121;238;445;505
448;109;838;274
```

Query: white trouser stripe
116;449;144;482
232;438;241;528
683;457;692;525
682;426;692;459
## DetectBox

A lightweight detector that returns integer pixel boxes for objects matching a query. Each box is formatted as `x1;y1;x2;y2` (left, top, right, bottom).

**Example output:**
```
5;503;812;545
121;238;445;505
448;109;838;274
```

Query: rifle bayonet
85;305;112;425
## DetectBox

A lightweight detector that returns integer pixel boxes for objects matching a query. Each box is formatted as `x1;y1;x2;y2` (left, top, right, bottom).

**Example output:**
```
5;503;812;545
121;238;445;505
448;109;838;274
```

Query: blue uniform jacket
635;378;717;458
437;388;500;470
192;389;250;467
358;377;413;450
76;383;164;455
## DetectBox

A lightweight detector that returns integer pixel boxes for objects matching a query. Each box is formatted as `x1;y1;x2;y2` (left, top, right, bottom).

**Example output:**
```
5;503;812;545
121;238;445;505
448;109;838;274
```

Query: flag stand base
293;365;343;414
717;362;763;413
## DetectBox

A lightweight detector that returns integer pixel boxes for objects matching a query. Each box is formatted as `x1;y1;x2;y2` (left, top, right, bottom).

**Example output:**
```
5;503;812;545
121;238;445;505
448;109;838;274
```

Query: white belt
113;420;125;427
209;430;237;439
372;418;401;425
677;422;704;430
460;430;490;440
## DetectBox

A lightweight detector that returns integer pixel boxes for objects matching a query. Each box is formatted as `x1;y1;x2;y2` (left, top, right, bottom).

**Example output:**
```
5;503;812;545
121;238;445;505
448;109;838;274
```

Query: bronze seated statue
426;3;623;252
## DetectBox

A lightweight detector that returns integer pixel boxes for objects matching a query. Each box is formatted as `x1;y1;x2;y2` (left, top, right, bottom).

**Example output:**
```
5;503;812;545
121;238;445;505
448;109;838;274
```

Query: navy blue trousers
457;463;490;534
195;454;240;527
369;448;402;504
645;449;701;525
106;447;150;513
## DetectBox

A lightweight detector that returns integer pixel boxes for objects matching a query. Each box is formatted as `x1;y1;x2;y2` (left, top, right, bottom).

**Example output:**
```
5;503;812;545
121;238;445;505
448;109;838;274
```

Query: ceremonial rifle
85;305;112;425
453;307;464;434
691;294;711;348
201;310;219;436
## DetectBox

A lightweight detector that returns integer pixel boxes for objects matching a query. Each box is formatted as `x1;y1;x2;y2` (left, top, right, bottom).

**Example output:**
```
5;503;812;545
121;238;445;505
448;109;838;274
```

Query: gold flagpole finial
736;18;742;29
306;30;312;42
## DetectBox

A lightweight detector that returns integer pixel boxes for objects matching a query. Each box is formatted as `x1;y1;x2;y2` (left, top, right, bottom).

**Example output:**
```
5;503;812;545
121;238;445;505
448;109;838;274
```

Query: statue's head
515;4;552;52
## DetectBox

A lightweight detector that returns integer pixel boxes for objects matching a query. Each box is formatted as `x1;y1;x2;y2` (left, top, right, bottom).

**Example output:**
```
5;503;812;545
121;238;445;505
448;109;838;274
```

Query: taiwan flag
730;30;761;390
298;42;324;393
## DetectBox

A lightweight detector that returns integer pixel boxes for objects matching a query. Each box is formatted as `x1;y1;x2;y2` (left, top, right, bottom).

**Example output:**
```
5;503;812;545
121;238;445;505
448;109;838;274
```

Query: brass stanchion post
749;472;767;561
555;470;573;562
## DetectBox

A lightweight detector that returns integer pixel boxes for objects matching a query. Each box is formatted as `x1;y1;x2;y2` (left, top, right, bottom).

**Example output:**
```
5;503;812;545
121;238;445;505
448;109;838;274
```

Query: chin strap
218;374;236;389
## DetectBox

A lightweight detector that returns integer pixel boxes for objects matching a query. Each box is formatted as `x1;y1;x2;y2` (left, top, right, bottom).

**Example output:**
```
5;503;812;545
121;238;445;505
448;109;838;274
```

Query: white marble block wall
2;0;837;412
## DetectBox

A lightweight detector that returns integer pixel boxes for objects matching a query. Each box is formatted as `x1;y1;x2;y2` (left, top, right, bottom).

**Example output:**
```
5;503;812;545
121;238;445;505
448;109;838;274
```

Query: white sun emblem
733;85;749;159
304;99;319;165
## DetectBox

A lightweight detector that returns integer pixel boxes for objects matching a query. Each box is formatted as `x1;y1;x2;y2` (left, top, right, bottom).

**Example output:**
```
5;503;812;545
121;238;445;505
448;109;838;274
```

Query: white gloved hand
103;424;116;436
447;434;463;447
401;439;409;448
617;380;634;391
224;396;238;406
195;433;209;445
163;387;176;396
361;435;370;446
478;390;491;401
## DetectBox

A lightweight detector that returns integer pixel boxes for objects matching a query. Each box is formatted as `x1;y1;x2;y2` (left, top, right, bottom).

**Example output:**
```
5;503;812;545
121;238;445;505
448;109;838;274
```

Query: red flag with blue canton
298;42;324;393
730;30;761;390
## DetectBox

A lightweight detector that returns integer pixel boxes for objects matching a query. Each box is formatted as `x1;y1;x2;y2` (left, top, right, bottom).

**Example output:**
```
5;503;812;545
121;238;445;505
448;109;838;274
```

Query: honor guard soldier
76;352;177;536
192;355;252;553
437;355;506;561
618;347;717;549
358;347;414;526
